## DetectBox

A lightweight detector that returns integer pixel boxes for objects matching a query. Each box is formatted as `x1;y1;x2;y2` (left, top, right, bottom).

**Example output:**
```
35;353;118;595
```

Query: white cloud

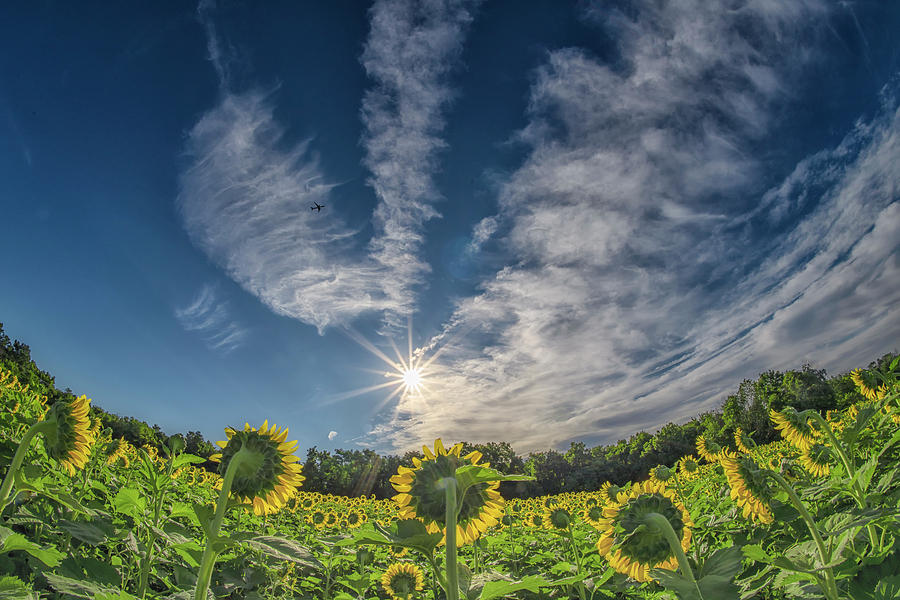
328;430;338;441
174;284;248;353
360;0;482;327
179;0;480;333
369;0;900;453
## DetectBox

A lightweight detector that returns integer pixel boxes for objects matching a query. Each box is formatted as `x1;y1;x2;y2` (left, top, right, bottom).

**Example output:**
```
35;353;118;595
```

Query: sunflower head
390;439;504;545
523;510;544;528
542;505;573;530
734;428;754;454
583;504;604;527
770;408;818;451
381;562;424;600
799;443;834;478
600;481;623;505
649;465;674;485
595;480;692;583
695;435;723;463
42;395;95;476
676;455;701;481
720;452;773;524
345;508;367;529
209;420;304;516
851;369;883;401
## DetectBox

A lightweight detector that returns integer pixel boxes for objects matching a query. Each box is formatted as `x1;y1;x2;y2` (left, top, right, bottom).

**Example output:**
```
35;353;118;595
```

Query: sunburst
324;317;448;409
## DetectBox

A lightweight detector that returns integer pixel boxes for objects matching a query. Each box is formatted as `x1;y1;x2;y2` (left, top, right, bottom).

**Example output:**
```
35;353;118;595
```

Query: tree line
1;322;895;498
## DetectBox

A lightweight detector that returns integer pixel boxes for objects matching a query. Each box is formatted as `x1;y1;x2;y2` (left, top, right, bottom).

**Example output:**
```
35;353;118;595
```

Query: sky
1;0;898;455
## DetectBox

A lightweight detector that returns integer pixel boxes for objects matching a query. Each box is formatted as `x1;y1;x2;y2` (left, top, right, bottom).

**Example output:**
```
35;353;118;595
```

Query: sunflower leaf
479;575;548;600
700;546;743;580
343;521;443;557
171;453;205;469
112;488;146;520
0;575;39;600
230;533;324;570
651;569;702;600
453;465;533;495
0;526;64;567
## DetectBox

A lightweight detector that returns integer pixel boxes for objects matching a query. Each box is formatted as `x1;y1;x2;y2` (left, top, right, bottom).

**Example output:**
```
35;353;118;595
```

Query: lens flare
402;367;423;393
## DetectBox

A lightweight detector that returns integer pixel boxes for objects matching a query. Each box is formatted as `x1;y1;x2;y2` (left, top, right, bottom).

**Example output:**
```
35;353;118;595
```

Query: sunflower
720;451;773;524
542;505;573;531
390;439;505;546
42;395;95;476
381;562;424;600
307;508;327;529
599;481;623;505
209;420;305;516
799;443;834;478
298;493;316;511
595;480;692;583
649;465;675;486
851;369;883;401
676;455;701;481
389;545;409;558
105;438;132;468
523;510;544;528
695;435;723;463
734;428;754;454
770;408;818;451
345;508;367;528
324;510;339;529
583;504;604;528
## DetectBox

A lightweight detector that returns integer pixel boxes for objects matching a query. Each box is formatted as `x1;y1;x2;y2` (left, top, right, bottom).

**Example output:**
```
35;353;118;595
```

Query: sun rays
323;318;451;411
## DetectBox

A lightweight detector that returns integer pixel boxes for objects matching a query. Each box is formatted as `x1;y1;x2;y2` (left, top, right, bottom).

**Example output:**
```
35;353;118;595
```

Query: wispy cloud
179;0;480;332
328;430;338;441
175;284;249;353
370;1;900;452
360;0;482;327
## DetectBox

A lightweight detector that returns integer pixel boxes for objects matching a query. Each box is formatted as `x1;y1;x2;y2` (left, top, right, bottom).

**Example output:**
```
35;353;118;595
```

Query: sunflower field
1;359;899;600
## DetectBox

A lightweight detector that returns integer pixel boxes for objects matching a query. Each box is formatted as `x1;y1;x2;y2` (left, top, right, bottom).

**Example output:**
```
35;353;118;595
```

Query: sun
402;367;423;393
326;317;451;409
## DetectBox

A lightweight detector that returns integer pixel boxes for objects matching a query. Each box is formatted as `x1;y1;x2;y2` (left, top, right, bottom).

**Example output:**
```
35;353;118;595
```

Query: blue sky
1;1;898;454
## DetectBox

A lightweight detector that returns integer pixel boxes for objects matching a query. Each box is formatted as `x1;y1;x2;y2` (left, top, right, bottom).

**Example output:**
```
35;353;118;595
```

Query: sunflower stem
767;470;839;600
565;525;587;600
194;447;252;600
803;410;879;550
644;512;698;591
441;477;459;600
0;420;54;514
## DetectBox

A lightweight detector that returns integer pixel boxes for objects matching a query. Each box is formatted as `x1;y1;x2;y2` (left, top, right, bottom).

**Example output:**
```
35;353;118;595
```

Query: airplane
310;202;324;212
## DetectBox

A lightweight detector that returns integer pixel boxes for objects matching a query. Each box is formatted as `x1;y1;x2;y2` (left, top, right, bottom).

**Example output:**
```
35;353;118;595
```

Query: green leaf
742;545;770;562
57;519;114;546
700;546;744;580
344;520;443;557
172;453;205;469
230;533;324;570
172;540;203;568
0;526;64;567
458;562;473;595
848;551;900;600
337;572;372;596
192;502;215;537
651;569;701;600
479;575;548;600
58;555;122;588
43;573;107;599
112;487;146;519
95;591;140;600
454;465;534;496
0;575;38;600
